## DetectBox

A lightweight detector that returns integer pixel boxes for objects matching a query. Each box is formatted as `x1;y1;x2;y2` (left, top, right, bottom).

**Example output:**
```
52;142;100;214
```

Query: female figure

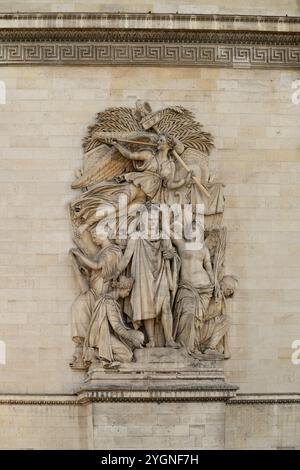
113;134;191;204
69;230;122;368
72;135;192;237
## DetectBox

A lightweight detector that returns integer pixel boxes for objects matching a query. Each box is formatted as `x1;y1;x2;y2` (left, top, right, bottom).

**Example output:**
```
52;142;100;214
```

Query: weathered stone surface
0;66;299;398
0;1;299;450
0;1;299;16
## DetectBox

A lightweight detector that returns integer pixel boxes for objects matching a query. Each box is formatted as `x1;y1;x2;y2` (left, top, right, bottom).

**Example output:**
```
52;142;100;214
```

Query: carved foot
145;339;155;348
103;361;121;369
203;348;224;359
69;344;90;370
165;339;180;349
204;348;217;355
70;359;89;370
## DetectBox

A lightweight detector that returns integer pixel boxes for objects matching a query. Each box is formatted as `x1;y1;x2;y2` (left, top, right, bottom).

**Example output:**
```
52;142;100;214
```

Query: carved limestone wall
0;1;299;15
0;66;299;398
0;397;300;449
0;7;299;450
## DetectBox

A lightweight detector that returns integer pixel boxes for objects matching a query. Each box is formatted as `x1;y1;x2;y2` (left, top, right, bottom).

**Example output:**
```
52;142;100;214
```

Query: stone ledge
0;392;300;405
0;394;78;405
0;13;299;32
75;347;238;403
0;12;299;67
228;393;300;404
1;30;298;45
77;387;238;403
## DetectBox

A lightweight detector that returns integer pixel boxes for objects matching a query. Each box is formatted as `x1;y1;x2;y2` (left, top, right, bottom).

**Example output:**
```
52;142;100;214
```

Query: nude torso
174;240;212;286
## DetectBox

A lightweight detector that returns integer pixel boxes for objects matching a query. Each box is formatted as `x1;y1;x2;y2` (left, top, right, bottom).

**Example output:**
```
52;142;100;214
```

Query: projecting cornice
0;12;299;67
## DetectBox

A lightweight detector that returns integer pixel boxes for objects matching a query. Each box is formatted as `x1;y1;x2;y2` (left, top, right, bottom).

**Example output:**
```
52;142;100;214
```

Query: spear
171;149;210;199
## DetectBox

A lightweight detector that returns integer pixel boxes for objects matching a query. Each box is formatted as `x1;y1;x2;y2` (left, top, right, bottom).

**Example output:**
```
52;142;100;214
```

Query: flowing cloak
71;289;96;342
70;180;136;226
71;244;122;342
173;281;214;353
124;237;179;326
190;182;225;216
84;294;133;363
124;170;162;201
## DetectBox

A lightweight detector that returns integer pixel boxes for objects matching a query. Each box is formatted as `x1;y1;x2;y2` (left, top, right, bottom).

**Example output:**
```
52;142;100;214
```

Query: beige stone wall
0;400;91;449
1;400;299;449
226;402;300;449
0;65;299;396
92;402;225;449
0;0;299;15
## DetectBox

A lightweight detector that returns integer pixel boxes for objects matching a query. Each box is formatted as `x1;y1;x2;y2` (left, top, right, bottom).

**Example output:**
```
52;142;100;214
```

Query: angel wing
72;107;154;190
71;144;133;190
140;106;214;155
83;106;144;152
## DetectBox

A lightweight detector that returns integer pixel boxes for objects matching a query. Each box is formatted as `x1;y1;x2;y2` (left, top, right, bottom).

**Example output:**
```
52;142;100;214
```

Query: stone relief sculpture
69;101;237;370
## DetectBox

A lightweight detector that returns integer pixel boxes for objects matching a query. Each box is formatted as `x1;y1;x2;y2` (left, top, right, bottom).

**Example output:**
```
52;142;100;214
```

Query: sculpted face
184;220;204;244
119;287;131;299
224;287;234;297
91;229;108;246
157;134;169;151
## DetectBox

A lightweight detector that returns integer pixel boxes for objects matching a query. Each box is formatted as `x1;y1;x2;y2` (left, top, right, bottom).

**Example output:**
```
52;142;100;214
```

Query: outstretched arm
113;142;152;162
70;248;102;271
112;239;136;279
92;130;157;143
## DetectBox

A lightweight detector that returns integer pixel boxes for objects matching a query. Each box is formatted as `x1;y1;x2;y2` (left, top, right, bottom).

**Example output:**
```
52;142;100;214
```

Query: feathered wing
141;106;214;155
83;107;144;152
72;104;213;190
72;107;152;190
71;145;133;189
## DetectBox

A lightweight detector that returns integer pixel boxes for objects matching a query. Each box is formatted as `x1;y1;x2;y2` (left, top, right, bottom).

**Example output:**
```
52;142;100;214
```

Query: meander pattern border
0;13;299;67
0;42;299;67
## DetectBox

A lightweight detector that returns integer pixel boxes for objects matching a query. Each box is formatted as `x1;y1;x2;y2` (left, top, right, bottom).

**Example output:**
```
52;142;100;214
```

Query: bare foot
204;348;219;355
165;339;180;349
69;346;89;370
146;339;155;348
103;361;121;369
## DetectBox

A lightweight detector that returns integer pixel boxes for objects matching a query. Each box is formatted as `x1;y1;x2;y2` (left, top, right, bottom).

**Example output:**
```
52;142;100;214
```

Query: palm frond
155;107;214;154
83;107;143;151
